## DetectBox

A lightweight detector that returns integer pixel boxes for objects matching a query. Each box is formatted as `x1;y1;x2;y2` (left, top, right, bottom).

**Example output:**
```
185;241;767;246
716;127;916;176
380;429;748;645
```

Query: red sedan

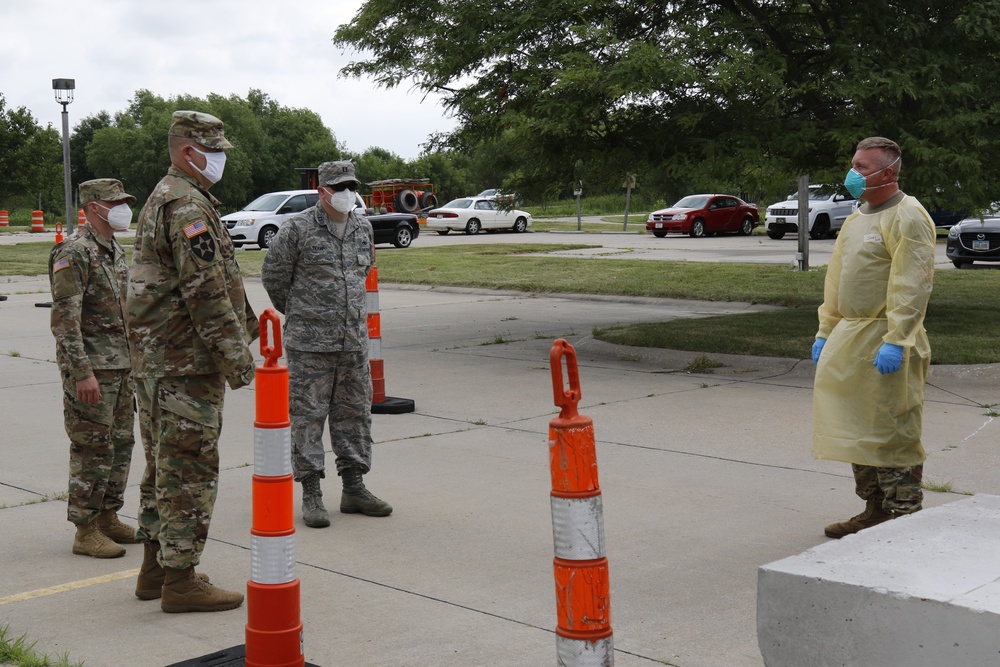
646;194;759;238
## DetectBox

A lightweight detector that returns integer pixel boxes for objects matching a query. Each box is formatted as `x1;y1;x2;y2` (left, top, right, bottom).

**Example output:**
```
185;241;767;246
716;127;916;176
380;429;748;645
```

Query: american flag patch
183;220;208;238
53;258;70;273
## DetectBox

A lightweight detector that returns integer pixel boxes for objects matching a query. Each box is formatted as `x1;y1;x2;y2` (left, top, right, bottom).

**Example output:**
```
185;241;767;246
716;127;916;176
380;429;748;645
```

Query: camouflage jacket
48;223;131;380
126;166;257;388
261;205;374;352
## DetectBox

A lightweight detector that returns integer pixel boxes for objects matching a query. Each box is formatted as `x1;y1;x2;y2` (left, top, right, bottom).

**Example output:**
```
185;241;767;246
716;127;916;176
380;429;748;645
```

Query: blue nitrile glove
811;338;827;364
874;342;904;375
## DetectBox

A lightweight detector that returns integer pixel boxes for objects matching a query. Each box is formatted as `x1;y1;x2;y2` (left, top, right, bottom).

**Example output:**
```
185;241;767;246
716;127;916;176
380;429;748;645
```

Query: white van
222;189;319;249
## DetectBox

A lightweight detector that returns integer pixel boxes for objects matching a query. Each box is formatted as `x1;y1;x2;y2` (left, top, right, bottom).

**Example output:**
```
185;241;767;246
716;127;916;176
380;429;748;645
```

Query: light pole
52;78;75;231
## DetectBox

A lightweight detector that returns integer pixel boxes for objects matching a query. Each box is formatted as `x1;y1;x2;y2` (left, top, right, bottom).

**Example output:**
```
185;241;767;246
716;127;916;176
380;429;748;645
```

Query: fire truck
298;169;439;213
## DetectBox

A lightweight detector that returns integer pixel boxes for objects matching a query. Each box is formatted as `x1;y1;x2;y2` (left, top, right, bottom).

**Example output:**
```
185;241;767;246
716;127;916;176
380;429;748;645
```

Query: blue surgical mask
843;156;900;198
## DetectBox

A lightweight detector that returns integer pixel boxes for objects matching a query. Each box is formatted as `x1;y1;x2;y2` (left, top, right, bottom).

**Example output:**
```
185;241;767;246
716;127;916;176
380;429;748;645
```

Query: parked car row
222;189;420;249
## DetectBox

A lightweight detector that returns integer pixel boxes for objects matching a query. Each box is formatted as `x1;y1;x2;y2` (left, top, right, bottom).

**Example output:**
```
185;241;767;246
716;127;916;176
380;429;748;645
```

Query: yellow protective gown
813;193;935;467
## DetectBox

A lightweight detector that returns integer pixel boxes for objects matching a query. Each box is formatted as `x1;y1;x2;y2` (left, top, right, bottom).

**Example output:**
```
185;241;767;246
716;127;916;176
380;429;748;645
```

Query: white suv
222;189;319;249
764;185;857;240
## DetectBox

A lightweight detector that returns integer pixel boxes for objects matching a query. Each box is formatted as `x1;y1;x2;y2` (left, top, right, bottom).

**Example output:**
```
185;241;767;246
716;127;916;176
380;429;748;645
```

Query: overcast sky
1;0;457;160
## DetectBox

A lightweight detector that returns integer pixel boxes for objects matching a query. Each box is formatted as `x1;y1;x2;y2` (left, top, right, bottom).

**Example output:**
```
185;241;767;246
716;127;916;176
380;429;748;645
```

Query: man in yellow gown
812;136;936;539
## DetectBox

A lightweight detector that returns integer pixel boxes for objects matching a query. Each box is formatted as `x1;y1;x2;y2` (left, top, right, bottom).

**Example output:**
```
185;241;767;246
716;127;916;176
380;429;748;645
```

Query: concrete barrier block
757;494;1000;666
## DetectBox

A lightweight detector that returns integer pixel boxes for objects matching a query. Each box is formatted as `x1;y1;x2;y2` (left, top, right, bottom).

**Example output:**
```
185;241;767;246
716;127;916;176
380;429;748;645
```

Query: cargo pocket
158;385;220;455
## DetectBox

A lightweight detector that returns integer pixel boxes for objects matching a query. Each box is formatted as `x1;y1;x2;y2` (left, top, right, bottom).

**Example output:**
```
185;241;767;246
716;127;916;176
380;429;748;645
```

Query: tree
0;95;62;214
334;0;1000;212
83;89;341;209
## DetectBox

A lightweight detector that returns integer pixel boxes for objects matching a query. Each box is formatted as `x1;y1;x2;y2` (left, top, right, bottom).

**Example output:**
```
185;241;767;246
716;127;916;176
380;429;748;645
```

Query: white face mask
329;189;356;214
98;203;133;231
188;146;227;184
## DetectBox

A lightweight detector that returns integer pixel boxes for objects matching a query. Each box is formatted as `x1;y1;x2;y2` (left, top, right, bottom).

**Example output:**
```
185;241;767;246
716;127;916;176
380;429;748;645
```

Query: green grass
0;626;82;667
4;241;997;364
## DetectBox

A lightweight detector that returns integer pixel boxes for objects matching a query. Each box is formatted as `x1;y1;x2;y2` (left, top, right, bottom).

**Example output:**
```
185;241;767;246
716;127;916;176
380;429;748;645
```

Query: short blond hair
857;137;902;173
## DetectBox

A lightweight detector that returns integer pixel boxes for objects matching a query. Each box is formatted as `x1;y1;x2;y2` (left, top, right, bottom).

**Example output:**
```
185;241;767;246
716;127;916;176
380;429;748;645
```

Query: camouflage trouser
62;368;135;526
287;349;372;481
135;374;225;569
853;463;924;514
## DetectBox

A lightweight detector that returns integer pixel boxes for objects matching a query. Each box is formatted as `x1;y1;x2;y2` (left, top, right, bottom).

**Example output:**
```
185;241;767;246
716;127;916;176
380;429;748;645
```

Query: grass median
3;241;995;364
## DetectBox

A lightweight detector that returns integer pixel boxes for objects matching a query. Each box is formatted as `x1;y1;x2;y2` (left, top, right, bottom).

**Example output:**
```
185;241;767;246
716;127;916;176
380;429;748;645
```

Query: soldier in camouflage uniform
49;179;140;559
127;110;257;613
262;160;392;529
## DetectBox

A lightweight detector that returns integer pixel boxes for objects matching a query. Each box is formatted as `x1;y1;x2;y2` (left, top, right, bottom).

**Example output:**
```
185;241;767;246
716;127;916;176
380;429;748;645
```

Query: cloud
0;0;455;160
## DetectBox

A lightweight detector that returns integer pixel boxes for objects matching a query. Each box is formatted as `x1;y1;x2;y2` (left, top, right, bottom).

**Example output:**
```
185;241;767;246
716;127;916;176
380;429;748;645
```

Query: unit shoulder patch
183;219;216;262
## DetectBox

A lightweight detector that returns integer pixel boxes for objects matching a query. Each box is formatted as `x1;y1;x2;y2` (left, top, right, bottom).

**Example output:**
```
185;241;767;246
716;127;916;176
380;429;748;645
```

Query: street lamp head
52;78;75;105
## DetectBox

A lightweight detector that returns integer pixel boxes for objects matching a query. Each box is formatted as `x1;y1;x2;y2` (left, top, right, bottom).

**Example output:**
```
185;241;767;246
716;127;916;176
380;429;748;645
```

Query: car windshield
243;193;290;211
443;199;473;209
673;196;710;209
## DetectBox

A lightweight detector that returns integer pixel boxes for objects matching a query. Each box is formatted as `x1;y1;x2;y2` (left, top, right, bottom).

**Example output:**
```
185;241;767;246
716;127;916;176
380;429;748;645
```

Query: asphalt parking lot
1;267;996;666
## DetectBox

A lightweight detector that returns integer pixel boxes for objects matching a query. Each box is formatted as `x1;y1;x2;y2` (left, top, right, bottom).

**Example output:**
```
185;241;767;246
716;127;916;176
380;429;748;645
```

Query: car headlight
234;219;255;228
671;213;686;220
948;227;960;238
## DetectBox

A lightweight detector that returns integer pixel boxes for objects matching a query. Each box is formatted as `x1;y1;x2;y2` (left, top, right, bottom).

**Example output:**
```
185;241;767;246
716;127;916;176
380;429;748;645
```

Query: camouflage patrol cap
318;161;358;186
168;110;234;149
78;179;136;206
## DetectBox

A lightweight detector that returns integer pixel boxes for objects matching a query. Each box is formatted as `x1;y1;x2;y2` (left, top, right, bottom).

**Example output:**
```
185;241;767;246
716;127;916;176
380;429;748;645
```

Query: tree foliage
0;95;62;214
334;0;1000;211
80;89;342;211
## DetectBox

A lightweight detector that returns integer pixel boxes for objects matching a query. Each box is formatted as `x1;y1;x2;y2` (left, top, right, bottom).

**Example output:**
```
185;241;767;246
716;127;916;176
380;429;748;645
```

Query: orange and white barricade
246;309;304;667
548;339;614;666
0;210;9;227
366;252;414;414
30;210;44;233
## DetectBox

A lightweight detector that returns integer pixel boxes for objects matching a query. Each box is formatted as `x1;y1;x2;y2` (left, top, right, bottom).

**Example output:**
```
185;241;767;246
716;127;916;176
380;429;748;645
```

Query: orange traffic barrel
548;339;614;665
367;251;415;414
246;310;304;667
77;208;86;230
0;210;8;227
30;210;44;233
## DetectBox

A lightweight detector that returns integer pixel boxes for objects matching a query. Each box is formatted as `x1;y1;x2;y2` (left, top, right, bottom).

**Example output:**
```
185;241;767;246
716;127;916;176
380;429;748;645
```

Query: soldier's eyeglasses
328;183;358;192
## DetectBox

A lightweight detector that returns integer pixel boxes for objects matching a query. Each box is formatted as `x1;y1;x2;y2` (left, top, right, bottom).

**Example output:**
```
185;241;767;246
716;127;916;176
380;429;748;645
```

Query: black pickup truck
357;194;421;248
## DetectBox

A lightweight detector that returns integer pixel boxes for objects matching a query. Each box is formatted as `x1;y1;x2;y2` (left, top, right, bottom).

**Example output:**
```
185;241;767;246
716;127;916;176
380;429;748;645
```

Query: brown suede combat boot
135;541;209;600
340;467;392;517
161;566;243;613
72;522;126;558
824;499;895;539
95;510;139;544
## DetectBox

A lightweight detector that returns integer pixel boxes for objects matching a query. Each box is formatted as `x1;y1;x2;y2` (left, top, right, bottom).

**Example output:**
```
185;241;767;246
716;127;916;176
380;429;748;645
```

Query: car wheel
653;231;667;238
436;230;450;236
738;217;754;236
810;216;830;240
512;217;528;233
465;219;481;234
393;226;413;248
766;230;785;240
259;225;279;249
689;219;706;238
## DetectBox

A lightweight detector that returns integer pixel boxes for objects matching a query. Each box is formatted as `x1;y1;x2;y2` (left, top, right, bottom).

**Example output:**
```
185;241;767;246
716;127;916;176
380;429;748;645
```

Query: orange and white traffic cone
367;253;414;414
30;210;44;233
548;339;615;666
77;208;85;231
55;222;63;245
246;309;305;667
0;210;9;227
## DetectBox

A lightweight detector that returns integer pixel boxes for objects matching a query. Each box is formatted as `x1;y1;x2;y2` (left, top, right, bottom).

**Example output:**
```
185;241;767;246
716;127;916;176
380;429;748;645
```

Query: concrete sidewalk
0;278;996;666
